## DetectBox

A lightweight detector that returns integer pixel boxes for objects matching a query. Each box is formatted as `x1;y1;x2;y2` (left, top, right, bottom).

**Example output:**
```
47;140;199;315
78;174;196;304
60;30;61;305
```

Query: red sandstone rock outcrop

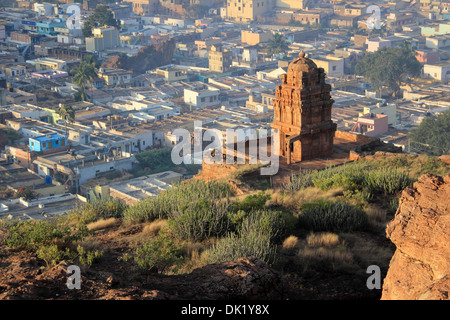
0;249;285;300
175;257;286;300
381;173;450;300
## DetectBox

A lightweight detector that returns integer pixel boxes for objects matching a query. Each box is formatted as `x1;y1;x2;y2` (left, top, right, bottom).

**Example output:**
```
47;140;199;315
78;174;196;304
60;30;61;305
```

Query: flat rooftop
31;133;65;142
0;196;82;221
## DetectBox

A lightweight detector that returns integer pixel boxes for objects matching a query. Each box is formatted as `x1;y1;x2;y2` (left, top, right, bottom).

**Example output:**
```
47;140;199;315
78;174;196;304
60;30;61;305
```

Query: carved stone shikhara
272;51;337;164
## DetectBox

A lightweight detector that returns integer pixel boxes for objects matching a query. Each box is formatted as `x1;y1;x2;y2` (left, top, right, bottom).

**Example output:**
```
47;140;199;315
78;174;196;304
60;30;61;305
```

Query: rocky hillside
0;154;448;301
381;173;450;300
0;224;285;300
101;39;176;75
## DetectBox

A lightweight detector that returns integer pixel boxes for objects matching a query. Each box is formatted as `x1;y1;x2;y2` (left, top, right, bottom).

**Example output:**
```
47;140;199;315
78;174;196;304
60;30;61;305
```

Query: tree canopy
57;104;75;136
70;60;98;102
82;5;119;37
267;33;289;58
185;5;209;20
355;42;422;97
409;110;450;156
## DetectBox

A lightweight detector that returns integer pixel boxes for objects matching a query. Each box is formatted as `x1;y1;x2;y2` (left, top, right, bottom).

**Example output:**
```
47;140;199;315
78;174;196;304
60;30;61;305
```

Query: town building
351;113;389;137
155;65;188;82
241;29;273;46
184;88;221;109
98;68;133;87
311;56;344;78
85;27;120;52
29;133;68;152
209;44;232;73
360;102;397;126
423;61;450;81
226;0;272;22
124;0;158;16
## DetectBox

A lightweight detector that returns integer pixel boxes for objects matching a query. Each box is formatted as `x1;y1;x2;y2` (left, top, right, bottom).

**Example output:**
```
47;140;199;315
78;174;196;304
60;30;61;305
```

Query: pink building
415;49;440;64
351;113;388;137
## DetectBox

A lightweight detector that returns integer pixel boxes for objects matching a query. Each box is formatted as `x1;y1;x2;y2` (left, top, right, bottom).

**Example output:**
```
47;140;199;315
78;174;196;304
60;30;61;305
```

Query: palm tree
58;104;75;136
70;60;98;102
267;33;289;59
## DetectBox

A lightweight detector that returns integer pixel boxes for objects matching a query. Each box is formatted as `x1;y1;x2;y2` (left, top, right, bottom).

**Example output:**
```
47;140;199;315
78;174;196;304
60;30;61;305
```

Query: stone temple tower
272;51;337;164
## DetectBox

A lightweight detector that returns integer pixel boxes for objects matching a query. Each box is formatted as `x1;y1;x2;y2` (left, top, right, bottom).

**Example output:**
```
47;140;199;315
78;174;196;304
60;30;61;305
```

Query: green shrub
227;209;247;228
239;209;296;244
125;230;184;273
286;162;413;197
364;168;413;195
168;198;231;242
76;245;104;267
3;220;101;267
205;230;277;265
311;164;366;191
15;186;37;200
66;198;127;225
122;197;166;223
123;179;234;224
36;244;68;267
387;197;399;215
301;198;333;211
4;220;90;251
283;169;314;191
205;208;296;265
298;201;369;232
234;192;270;212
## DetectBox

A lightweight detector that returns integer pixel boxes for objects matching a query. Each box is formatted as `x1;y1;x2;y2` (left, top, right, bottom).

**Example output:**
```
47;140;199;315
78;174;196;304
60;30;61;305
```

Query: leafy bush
15;186;37;200
238;209;296;244
168;198;231;242
125;230;184;273
233;192;271;212
76;245;104;267
205;208;296;265
364;168;412;195
285;162;413;197
122;197;166;223
205;231;277;265
36;244;68;267
409;109;450;156
134;148;174;173
4;220;102;267
311;164;366;192
66;198;127;225
4;220;90;250
123;179;234;224
283;169;314;191
298;201;369;232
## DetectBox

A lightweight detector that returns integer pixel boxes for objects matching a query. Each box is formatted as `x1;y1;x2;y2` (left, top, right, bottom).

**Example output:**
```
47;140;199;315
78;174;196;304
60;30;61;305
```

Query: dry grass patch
364;205;387;225
142;219;168;235
269;187;344;213
306;232;340;248
87;218;118;231
339;233;395;269
297;246;355;272
298;247;353;263
282;235;299;250
76;238;103;251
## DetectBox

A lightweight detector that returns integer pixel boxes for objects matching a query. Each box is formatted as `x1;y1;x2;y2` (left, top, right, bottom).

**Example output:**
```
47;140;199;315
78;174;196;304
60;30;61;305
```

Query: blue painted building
29;134;67;152
22;19;66;35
